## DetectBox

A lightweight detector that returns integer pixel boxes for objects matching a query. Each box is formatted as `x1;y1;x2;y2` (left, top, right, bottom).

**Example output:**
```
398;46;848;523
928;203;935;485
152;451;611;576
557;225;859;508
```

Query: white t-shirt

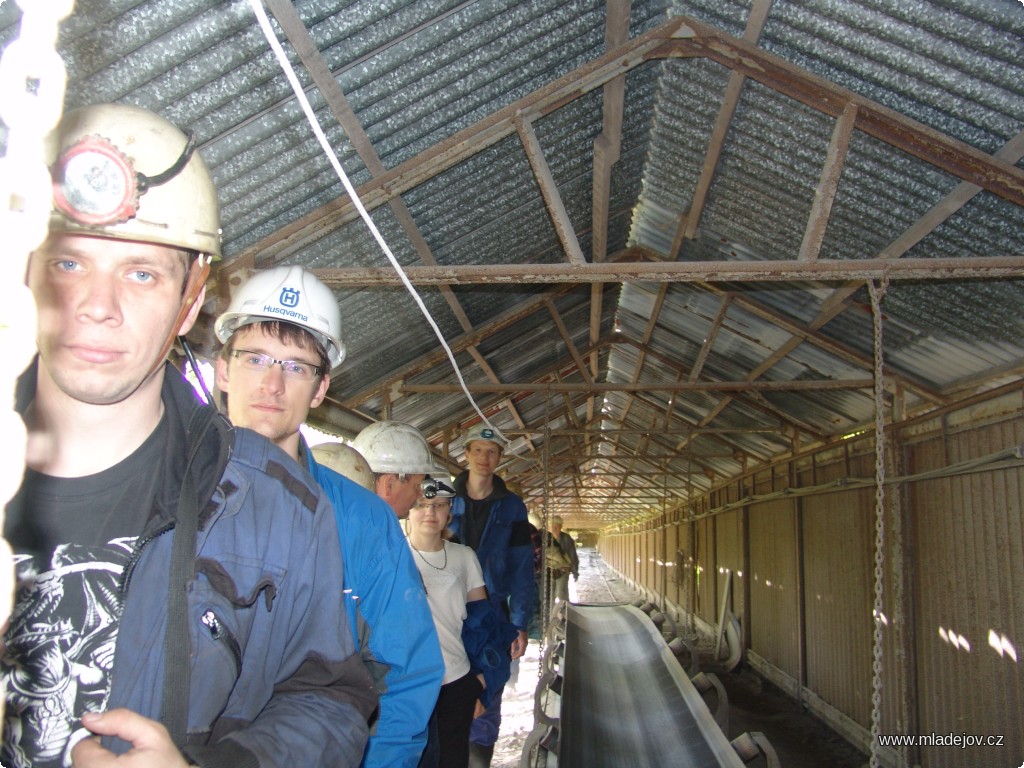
408;540;485;684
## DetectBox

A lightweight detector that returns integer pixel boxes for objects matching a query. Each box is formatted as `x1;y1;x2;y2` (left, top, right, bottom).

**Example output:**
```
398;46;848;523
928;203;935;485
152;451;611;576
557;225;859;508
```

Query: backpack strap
162;403;217;747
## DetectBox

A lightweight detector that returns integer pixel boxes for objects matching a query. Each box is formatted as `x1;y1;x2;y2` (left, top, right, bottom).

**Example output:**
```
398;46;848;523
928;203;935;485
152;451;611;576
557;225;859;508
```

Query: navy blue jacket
448;472;535;631
462;599;519;709
10;364;378;767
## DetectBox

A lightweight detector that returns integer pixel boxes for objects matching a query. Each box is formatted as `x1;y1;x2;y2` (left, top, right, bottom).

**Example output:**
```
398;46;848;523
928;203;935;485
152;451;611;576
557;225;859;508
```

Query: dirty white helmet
312;442;375;491
214;265;345;369
464;423;506;451
352;421;444;476
47;103;221;258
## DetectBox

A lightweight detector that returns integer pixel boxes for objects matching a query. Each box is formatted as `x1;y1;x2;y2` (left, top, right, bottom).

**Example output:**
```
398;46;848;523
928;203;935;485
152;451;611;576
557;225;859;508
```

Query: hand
72;710;191;768
510;629;528;660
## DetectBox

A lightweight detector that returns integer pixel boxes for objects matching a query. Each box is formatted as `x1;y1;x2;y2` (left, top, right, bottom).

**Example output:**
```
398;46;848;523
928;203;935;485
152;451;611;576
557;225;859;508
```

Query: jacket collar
453;469;508;501
160;362;233;530
15;357;232;529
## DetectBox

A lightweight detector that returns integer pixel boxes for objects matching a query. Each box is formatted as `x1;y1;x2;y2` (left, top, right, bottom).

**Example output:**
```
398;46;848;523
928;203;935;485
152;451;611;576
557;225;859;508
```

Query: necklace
412;541;447;571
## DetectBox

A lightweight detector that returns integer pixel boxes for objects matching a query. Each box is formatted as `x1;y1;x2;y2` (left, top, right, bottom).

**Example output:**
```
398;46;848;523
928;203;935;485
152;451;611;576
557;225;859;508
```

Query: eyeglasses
420;477;455;499
413;501;451;512
230;349;323;381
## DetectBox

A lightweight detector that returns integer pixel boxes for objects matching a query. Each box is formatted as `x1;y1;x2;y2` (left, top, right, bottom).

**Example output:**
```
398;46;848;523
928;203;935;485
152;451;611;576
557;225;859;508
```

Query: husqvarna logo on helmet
280;287;301;308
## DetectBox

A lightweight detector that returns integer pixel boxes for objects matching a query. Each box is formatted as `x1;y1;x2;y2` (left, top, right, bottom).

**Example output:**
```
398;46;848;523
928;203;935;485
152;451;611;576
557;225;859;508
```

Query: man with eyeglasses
215;266;444;768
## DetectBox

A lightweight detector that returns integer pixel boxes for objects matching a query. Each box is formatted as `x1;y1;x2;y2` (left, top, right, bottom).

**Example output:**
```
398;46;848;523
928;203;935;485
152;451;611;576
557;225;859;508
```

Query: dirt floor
708;656;868;767
493;547;870;767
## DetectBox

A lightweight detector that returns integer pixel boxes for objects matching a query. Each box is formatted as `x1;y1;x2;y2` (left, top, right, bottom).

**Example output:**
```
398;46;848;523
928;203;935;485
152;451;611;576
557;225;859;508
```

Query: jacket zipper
119;522;173;597
104;523;173;711
200;609;242;676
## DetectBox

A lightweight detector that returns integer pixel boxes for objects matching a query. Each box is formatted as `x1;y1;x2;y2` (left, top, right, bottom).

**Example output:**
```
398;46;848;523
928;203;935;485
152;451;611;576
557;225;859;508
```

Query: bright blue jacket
301;441;445;768
448;472;536;631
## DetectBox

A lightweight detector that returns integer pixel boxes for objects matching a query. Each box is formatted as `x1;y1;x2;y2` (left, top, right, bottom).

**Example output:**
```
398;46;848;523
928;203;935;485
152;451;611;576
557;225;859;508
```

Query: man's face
377;473;427;518
28;233;196;406
215;324;328;456
467;440;502;476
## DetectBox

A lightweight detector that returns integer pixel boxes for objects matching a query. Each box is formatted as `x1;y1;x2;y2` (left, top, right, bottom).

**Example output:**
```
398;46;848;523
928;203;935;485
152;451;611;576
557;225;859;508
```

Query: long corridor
493;548;868;768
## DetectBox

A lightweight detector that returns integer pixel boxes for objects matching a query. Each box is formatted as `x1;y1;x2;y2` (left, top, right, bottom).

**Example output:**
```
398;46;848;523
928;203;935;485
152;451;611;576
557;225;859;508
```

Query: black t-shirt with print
1;416;166;768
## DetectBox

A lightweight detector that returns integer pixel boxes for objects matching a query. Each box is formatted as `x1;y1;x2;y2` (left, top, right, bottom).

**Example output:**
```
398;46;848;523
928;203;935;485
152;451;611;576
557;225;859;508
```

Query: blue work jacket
448;472;536;632
72;366;376;767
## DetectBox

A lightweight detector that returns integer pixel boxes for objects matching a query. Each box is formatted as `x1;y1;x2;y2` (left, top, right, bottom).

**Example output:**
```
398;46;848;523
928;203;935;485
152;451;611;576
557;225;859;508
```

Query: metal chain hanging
540;393;552;652
889;396;907;766
867;274;890;768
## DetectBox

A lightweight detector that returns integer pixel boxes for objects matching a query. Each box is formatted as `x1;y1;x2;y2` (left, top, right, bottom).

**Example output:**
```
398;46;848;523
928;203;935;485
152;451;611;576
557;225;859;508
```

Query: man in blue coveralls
448;424;536;767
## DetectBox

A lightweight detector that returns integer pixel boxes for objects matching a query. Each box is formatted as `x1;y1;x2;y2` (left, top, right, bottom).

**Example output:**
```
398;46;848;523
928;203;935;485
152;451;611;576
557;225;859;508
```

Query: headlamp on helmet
46;104;221;258
420;477;455;499
52;131;197;228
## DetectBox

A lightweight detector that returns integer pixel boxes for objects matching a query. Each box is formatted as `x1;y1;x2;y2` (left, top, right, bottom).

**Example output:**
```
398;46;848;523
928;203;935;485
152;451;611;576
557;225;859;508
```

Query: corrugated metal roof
4;0;1022;529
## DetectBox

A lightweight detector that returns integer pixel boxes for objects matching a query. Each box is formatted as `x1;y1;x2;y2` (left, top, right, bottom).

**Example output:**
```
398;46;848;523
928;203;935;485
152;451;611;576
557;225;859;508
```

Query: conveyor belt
558;603;746;768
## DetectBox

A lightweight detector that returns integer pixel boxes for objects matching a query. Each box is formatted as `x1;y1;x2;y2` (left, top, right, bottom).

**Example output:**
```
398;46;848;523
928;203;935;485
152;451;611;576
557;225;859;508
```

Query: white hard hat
312;442;375;491
215;265;345;369
47;103;221;258
464;423;506;450
352;421;444;476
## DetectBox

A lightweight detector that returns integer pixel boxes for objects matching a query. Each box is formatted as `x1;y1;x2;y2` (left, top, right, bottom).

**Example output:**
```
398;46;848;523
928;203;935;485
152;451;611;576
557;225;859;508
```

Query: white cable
248;0;506;444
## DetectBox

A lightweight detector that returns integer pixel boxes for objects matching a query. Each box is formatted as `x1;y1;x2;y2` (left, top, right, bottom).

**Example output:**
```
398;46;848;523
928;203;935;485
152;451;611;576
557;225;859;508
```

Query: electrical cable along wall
597;388;1024;768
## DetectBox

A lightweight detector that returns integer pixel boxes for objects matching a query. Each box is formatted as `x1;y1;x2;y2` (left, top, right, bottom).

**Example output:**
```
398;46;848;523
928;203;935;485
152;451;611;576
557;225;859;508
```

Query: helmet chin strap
150;254;212;379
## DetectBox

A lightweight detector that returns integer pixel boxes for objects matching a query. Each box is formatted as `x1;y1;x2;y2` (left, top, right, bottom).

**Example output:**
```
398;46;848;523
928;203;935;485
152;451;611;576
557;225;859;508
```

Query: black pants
430;671;483;768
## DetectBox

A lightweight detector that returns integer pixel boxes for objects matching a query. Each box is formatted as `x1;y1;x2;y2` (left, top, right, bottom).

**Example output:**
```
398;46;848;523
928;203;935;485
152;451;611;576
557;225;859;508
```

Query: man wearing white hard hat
215;266;444;768
313;441;376;491
447;424;535;767
4;104;375;768
351;420;450;519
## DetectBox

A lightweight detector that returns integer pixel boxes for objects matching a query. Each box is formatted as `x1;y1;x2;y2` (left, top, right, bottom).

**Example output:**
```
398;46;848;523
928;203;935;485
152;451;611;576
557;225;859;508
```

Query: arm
190;476;377;768
467;586;489;698
564;534;579;579
467;586;488;602
507;517;537;633
462;598;518;710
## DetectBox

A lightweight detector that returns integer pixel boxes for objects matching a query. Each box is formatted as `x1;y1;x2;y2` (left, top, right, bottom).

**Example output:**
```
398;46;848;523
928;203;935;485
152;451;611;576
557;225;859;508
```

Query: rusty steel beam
225;18;694;272
658;20;1024;208
313;256;1024;286
502;428;780;435
223;15;1024;277
402;379;872;393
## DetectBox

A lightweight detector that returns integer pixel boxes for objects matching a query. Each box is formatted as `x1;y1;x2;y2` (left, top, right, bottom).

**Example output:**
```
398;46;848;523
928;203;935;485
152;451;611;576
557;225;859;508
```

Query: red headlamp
52;134;141;227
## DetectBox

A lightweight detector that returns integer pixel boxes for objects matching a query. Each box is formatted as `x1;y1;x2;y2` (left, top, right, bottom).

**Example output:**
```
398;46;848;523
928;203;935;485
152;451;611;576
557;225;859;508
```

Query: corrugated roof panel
760;1;1022;146
2;0;1021;532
